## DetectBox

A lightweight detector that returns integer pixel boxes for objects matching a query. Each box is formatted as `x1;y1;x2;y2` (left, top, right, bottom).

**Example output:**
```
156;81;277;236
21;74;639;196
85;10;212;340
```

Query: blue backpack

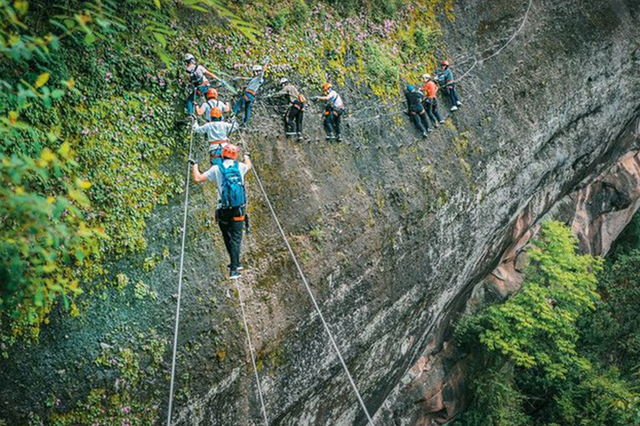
219;162;246;209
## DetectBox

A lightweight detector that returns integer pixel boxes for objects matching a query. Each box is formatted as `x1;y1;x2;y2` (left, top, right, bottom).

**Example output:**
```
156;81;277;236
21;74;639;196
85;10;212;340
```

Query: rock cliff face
2;0;640;425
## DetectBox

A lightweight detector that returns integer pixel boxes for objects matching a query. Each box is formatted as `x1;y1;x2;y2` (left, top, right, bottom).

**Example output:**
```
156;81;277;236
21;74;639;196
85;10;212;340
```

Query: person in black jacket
405;84;431;138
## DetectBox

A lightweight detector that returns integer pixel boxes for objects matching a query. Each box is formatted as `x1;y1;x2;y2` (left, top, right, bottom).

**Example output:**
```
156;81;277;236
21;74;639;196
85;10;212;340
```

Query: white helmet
252;65;263;72
279;77;289;85
184;53;195;63
423;73;431;79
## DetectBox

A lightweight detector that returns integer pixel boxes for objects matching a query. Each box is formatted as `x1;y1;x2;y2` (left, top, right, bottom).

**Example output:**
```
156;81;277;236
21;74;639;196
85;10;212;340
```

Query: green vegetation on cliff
454;221;640;426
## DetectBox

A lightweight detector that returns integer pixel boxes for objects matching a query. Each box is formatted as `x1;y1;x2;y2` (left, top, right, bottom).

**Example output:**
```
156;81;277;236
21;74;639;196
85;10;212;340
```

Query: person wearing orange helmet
313;82;345;142
192;111;239;167
197;88;230;121
190;144;252;279
436;59;462;111
184;53;219;115
421;73;445;126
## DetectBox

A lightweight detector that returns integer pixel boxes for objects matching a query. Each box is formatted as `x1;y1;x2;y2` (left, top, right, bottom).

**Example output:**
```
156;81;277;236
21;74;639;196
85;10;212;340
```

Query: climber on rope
190;144;252;279
313;82;345;142
270;77;306;141
405;84;431;138
422;73;445;127
184;53;219;116
232;59;268;125
197;88;230;122
436;60;462;112
191;110;239;166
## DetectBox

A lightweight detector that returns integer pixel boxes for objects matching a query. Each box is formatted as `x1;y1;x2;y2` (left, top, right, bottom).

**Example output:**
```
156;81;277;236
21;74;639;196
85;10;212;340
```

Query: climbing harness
235;280;270;426
236;129;376;425
166;125;195;426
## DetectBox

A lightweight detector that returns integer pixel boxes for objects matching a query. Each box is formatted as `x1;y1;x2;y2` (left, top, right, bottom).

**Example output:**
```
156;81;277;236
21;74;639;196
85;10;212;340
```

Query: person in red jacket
422;73;445;127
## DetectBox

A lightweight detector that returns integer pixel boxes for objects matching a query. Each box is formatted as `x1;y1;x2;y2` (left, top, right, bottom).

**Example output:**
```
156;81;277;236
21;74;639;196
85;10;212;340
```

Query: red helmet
209;106;222;119
206;88;218;100
440;60;450;67
222;144;239;160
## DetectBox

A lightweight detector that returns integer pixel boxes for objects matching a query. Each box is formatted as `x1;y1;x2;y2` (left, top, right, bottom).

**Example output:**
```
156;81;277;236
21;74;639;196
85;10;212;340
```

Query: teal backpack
219;162;246;209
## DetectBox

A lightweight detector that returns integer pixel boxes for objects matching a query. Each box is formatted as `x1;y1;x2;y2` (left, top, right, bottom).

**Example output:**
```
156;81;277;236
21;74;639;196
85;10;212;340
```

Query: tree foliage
454;221;637;426
0;0;250;344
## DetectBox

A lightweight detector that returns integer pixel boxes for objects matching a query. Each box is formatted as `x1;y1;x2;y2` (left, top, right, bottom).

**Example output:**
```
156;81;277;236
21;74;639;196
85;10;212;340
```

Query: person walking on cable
422;73;445;127
190;144;252;279
313;82;345;142
405;84;431;138
197;88;230;122
184;53;218;115
192;111;239;166
436;60;462;111
271;77;306;141
232;62;268;125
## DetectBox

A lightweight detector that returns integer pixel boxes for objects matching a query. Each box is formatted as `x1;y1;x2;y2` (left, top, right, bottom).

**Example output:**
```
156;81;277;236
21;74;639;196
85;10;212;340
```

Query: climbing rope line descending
235;281;270;426
236;130;375;425
166;127;195;426
457;0;533;81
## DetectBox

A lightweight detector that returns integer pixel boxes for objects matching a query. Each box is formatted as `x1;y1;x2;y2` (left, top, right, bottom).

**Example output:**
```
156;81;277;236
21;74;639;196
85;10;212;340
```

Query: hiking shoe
439;120;445;124
336;135;343;142
297;133;303;141
456;101;462;106
422;132;428;138
450;106;458;111
230;270;242;280
427;127;434;132
227;264;244;271
325;134;334;141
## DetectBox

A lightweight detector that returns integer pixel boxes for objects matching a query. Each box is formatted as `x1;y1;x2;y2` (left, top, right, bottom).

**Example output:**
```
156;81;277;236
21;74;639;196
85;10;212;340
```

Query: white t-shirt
203;160;250;205
187;64;209;86
327;90;344;109
199;99;229;119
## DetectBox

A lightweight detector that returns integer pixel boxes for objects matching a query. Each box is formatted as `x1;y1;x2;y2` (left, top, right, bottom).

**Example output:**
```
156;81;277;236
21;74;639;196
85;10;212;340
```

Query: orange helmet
322;82;332;92
206;88;218;99
209;106;222;119
222;144;239;160
440;60;450;67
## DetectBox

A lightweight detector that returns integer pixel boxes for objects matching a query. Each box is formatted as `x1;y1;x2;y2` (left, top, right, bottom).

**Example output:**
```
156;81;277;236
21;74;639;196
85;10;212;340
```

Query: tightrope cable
166;126;195;426
235;280;270;426
237;130;375;425
456;0;533;82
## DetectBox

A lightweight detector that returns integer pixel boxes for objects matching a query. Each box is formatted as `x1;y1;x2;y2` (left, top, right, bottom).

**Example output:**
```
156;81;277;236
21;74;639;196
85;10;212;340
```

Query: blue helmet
407;84;415;91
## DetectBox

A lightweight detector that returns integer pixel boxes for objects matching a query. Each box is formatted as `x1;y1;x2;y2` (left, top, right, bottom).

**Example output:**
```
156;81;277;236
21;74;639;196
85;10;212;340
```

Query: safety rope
235;280;270;426
166;126;195;426
456;0;533;82
236;129;375;425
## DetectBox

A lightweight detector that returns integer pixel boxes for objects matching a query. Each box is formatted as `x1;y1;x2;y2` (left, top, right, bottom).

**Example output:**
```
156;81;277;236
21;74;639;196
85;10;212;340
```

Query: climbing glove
188;158;196;166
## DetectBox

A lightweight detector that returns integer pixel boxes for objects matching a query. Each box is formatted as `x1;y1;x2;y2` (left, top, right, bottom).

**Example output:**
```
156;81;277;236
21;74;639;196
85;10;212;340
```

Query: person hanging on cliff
190;144;252;279
405;84;431;138
196;88;230;122
269;77;306;141
191;109;239;167
232;59;268;125
436;60;462;112
421;73;445;127
313;82;345;142
184;53;219;116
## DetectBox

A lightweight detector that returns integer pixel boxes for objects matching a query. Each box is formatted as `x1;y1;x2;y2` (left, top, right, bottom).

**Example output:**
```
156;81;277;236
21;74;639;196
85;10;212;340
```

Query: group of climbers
182;54;463;279
405;60;461;137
